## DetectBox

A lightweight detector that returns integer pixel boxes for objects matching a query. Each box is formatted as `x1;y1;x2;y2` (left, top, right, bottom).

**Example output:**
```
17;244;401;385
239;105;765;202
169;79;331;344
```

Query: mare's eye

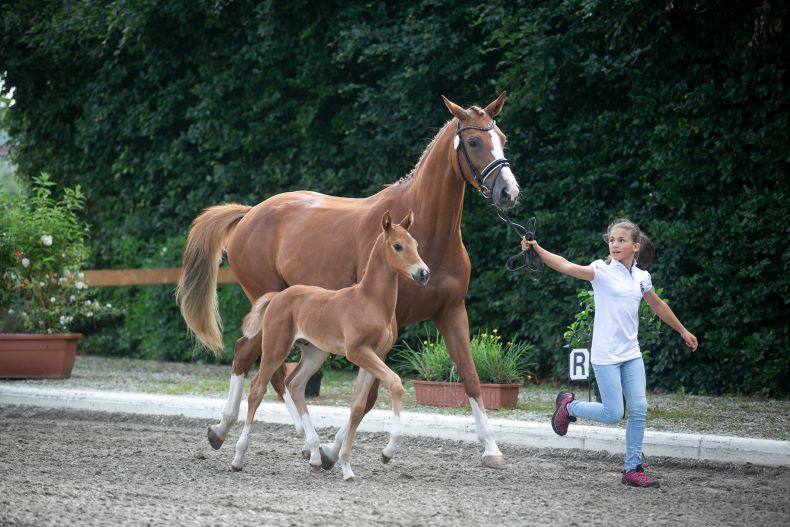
467;138;480;148
393;243;402;252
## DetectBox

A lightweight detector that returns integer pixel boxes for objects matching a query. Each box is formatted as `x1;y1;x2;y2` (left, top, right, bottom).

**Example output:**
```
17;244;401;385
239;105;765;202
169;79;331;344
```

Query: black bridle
454;120;511;201
454;118;541;278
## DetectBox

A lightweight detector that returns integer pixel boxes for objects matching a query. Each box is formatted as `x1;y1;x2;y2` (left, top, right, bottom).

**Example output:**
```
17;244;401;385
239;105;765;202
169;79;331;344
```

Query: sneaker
621;465;660;488
551;391;575;436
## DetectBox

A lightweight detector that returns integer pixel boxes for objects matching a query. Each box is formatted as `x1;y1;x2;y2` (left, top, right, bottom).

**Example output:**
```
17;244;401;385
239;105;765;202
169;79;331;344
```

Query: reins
452;118;542;279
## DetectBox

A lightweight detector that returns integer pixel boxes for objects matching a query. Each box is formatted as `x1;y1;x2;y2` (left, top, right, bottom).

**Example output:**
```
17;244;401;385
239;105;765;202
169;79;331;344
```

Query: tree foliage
1;0;787;396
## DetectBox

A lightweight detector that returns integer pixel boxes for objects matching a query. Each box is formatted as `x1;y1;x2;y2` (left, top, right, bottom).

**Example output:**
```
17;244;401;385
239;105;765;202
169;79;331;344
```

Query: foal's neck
356;235;398;313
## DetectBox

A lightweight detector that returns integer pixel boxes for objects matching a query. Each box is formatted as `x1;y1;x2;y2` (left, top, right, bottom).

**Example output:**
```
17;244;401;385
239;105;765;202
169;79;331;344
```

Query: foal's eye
393;243;402;252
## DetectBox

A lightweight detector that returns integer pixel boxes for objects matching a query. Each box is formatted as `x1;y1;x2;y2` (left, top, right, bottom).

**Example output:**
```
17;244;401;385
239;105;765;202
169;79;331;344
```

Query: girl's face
608;227;640;266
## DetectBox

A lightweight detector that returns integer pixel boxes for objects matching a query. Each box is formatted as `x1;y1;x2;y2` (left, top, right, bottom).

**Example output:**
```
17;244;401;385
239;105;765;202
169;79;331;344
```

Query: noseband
454;120;511;200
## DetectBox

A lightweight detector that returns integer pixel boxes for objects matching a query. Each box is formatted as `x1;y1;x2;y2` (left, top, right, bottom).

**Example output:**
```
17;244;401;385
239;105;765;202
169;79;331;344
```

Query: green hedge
2;1;787;396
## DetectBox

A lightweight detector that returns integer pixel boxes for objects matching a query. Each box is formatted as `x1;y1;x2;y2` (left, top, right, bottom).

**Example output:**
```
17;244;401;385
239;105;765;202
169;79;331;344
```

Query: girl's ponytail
636;233;654;269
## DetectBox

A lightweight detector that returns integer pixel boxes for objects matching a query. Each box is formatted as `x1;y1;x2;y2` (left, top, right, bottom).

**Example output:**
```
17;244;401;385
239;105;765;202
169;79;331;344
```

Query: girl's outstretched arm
643;289;699;351
522;239;594;281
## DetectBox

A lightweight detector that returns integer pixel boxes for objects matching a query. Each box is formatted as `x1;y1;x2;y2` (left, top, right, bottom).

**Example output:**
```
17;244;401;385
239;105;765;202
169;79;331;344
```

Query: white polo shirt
589;259;652;365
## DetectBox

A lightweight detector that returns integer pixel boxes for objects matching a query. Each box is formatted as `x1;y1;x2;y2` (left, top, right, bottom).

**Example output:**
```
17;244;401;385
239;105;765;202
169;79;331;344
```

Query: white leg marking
231;423;252;471
469;398;503;458
301;414;322;469
321;421;347;464
212;374;245;439
381;413;401;460
283;388;304;435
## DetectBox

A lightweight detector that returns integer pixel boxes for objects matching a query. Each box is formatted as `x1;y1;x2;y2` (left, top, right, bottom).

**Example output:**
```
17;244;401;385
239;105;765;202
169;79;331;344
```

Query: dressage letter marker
569;349;589;381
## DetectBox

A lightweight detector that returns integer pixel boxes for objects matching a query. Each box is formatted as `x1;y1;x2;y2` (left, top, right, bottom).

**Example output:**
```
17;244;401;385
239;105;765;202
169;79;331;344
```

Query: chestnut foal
231;211;429;480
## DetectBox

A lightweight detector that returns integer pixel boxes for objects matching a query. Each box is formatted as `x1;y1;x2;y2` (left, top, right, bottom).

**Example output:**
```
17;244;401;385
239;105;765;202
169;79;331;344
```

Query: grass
4;354;788;440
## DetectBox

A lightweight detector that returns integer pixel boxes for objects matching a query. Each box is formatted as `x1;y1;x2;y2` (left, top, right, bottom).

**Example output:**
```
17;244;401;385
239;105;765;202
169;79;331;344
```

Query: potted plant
0;173;115;378
397;328;534;410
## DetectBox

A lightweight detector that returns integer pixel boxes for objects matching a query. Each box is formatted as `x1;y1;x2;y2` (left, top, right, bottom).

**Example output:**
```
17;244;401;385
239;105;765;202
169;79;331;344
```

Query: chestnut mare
176;92;520;468
231;211;428;480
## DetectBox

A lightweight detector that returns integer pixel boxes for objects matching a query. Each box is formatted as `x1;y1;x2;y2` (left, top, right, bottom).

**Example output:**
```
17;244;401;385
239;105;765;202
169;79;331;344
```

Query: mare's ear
382;210;392;231
483;91;507;118
399;210;414;231
442;95;469;121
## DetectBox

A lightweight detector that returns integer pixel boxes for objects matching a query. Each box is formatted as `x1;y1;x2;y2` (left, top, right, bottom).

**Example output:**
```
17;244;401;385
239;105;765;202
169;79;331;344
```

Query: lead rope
495;209;542;279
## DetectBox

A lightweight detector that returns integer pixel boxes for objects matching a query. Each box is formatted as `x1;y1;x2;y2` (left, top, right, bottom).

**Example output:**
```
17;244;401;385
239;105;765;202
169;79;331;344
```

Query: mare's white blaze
488;129;520;202
301;414;322;467
469;398;503;458
232;423;252;470
453;135;460;150
283;387;304;434
382;414;402;459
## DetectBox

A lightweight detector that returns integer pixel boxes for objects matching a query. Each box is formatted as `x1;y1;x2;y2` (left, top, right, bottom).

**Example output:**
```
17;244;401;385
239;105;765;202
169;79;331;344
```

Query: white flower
70;295;76;302
85;299;92;305
50;297;56;303
86;312;93;317
8;309;13;314
41;234;53;246
75;281;86;290
78;272;84;279
105;303;112;309
21;258;30;268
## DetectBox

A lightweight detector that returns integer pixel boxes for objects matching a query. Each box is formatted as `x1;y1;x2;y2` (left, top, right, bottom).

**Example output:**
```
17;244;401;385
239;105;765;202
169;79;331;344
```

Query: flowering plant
396;327;535;384
0;173;115;333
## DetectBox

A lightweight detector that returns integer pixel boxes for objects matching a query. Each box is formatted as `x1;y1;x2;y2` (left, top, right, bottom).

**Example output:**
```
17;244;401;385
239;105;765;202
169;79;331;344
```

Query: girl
522;218;698;488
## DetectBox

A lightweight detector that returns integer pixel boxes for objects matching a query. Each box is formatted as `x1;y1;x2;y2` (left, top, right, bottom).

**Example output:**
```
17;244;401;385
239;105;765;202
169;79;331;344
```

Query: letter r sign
569;349;589;380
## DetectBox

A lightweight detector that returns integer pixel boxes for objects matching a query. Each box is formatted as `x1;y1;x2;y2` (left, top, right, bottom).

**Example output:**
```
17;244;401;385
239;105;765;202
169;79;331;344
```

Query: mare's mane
389;105;489;187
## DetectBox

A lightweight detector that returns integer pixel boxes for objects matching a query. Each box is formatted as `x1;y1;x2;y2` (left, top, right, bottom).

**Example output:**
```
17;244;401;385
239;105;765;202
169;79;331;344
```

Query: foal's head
381;210;430;286
442;92;520;210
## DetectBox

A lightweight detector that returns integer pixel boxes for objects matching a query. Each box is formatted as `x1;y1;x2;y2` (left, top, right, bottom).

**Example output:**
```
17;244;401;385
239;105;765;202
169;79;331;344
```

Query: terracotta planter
283;362;322;397
412;379;522;410
0;333;81;379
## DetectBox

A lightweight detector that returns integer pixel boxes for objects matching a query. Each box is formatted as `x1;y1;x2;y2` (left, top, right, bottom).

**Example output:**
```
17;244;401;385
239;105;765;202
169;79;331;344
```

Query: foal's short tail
176;204;251;355
242;292;277;339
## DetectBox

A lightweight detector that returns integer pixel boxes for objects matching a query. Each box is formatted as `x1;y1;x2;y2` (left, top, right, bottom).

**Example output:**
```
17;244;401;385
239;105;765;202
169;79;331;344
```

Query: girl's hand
521;237;538;252
682;331;698;352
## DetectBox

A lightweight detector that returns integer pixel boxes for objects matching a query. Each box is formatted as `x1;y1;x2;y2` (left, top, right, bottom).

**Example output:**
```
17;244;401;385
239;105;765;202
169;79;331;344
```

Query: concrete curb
2;385;788;467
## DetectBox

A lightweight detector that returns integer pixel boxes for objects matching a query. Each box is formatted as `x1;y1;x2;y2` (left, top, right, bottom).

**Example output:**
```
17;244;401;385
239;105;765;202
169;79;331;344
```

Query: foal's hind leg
207;334;260;450
231;367;269;471
284;343;329;459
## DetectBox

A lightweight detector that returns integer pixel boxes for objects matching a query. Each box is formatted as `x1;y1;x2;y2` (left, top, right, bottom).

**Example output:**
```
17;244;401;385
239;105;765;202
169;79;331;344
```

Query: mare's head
442;92;520;209
381;210;430;286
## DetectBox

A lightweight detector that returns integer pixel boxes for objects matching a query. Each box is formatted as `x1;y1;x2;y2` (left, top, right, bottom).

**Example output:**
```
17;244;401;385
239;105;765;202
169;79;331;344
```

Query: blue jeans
567;356;648;471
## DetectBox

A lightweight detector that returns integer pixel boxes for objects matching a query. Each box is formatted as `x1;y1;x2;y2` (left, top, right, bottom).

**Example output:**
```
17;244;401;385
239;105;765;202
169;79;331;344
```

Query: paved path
1;384;787;467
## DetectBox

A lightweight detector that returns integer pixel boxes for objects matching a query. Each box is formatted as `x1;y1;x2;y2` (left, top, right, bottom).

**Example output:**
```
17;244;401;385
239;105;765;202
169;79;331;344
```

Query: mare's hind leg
207;334;260;450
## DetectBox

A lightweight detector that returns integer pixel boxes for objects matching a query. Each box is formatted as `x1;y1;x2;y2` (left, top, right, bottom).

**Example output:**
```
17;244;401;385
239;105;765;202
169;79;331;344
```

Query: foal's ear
483;91;507;118
399;210;414;231
442;95;470;121
382;210;393;231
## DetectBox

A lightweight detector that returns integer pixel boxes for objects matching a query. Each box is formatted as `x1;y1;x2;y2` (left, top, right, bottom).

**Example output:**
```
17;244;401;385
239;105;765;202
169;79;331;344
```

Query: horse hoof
207;426;224;450
301;448;311;461
320;447;336;471
309;463;322;473
381;453;392;464
231;464;243;472
481;455;506;469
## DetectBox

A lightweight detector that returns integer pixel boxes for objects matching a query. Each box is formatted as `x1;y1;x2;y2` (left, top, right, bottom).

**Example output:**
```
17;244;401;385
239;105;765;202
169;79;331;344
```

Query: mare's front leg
434;304;505;469
207;334;260;450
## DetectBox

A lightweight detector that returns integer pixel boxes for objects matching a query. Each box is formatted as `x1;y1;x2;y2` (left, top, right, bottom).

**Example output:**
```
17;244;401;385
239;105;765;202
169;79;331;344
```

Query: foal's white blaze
469;398;503;459
488;129;520;202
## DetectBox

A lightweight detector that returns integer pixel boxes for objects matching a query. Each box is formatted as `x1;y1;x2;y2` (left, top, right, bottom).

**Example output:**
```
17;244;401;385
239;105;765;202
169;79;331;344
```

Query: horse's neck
402;122;466;239
356;236;398;313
